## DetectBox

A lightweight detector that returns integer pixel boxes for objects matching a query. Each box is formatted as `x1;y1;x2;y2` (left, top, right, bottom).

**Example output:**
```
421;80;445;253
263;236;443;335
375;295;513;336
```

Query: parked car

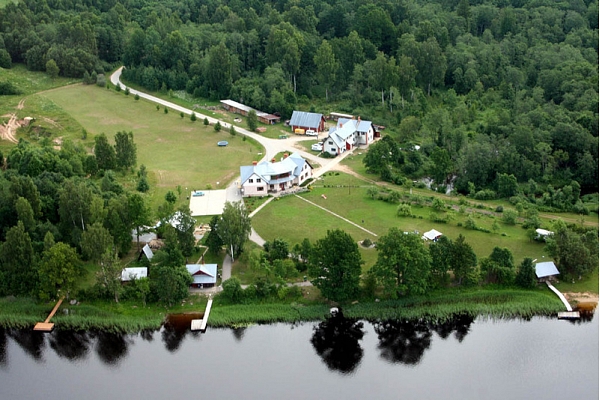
311;143;323;151
306;129;318;136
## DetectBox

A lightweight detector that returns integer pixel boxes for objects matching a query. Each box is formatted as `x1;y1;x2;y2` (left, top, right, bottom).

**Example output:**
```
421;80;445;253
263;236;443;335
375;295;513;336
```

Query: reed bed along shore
0;289;567;332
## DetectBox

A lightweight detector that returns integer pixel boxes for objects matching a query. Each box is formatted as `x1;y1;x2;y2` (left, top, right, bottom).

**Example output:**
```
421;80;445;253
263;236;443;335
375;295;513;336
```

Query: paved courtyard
189;189;228;216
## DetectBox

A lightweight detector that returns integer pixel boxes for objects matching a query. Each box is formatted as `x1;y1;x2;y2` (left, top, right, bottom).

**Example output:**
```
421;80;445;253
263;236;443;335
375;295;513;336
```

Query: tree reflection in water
0;327;6;367
93;331;130;366
161;322;190;352
374;319;432;365
8;329;46;362
311;311;365;374
430;313;474;343
231;327;246;341
374;313;475;365
49;330;90;361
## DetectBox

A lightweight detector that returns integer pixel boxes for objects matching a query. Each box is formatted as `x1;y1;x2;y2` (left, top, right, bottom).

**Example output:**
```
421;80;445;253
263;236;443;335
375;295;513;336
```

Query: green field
39;84;263;208
251;172;550;269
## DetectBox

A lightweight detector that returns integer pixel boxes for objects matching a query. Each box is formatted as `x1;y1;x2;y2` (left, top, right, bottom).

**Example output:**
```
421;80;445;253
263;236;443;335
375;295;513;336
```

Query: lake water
0;314;597;400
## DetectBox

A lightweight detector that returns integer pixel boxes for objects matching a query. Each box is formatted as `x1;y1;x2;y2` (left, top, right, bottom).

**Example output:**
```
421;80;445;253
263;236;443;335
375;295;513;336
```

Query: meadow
39;84;262;208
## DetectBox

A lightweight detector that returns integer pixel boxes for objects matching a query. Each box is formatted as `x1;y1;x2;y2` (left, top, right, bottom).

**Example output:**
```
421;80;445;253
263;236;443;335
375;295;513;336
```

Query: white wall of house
242;173;268;197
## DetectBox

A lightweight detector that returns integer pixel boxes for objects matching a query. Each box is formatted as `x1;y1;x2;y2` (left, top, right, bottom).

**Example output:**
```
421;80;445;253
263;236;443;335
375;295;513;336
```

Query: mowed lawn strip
42;85;262;207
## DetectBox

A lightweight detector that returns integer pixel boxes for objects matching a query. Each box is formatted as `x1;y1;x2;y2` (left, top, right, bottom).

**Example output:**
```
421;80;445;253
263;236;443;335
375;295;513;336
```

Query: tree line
1;0;597;197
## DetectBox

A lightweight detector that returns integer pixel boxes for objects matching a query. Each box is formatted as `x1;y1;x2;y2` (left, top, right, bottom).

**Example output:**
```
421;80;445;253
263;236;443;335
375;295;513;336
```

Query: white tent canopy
422;229;443;241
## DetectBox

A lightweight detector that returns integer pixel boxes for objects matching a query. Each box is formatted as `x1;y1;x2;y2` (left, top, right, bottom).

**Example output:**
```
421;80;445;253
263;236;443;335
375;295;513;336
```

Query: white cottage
324;117;374;156
240;152;313;197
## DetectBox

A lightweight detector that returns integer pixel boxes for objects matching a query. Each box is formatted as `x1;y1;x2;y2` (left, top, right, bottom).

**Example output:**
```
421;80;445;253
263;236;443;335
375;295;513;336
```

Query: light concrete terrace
189;190;228;216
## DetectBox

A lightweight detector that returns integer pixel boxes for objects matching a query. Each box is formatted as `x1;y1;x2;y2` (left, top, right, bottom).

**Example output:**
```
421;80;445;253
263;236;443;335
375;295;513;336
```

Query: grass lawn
41;84;263;209
554;266;599;294
251;172;550;269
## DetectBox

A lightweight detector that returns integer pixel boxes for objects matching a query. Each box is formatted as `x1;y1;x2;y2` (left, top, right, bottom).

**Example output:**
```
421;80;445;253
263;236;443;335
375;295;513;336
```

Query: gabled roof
186;264;218;285
535;261;560;278
121;267;148;282
240;152;311;186
142;244;154;260
289;111;324;129
327;118;373;149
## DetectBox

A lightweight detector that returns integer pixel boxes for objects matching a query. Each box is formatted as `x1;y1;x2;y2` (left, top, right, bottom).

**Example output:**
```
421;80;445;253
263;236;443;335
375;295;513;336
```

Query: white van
306;129;318;136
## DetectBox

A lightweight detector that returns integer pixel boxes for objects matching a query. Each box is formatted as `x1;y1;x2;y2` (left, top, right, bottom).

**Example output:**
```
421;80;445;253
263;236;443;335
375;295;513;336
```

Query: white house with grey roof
289;111;326;133
324;117;374;156
240;152;313;197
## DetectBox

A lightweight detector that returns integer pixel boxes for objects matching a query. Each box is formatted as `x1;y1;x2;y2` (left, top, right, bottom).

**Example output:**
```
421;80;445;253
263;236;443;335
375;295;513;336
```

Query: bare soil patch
564;292;599;303
0;114;21;144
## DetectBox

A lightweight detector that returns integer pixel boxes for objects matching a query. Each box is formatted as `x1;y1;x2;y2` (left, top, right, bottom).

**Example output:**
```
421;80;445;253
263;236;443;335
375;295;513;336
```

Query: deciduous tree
38;242;80;300
308;229;362;302
217;201;251;260
370;228;431;297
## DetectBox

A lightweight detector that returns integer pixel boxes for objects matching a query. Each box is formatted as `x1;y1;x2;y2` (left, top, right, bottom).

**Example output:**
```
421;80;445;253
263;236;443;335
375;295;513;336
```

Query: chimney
271;158;276;163
358;116;361;122
339;122;343;128
252;161;257;165
284;153;289;159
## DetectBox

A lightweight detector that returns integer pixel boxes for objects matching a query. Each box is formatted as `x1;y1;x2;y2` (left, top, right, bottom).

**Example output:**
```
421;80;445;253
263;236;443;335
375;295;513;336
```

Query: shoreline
0;289;573;333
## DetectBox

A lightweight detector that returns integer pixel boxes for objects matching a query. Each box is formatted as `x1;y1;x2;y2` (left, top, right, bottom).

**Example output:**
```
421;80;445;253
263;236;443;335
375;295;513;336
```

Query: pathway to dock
545;281;573;311
33;297;64;332
191;297;213;332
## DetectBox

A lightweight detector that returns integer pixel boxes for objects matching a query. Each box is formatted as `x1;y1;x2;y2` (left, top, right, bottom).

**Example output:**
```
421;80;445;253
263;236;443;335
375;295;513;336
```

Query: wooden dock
558;311;581;319
191;298;213;332
33;297;64;332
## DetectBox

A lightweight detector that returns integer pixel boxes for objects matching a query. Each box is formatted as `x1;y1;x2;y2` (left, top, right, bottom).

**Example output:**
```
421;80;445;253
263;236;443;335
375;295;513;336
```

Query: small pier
191;297;213;332
546;282;580;319
33;297;64;332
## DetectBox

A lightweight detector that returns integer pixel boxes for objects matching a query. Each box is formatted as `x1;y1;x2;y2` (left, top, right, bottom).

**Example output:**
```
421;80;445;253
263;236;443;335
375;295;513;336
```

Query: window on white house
257;187;264;191
257;178;261;183
249;178;254;183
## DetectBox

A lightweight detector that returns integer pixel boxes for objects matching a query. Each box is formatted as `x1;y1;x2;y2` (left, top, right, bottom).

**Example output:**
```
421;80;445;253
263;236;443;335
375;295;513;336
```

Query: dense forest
1;0;598;201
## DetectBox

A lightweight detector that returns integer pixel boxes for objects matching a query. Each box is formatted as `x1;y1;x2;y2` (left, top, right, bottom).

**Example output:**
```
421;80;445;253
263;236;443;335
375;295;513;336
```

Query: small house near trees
535;261;560;282
240;152;313;197
289;111;326;134
186;263;218;288
324;117;375;156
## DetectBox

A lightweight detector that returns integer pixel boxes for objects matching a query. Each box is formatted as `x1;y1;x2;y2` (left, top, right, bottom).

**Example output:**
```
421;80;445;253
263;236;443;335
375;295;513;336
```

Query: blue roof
186;264;218;285
535;261;560;278
240;152;311;186
289;111;323;129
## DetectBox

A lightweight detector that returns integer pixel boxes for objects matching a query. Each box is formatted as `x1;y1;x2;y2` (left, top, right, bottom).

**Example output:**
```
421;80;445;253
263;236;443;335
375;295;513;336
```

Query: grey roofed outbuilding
142;244;154;260
535;261;560;278
289;111;324;129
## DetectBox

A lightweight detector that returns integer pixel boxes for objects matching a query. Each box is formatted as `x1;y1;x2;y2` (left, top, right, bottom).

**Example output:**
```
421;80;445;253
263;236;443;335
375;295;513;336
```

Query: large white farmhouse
240;152;313;197
324;117;374;156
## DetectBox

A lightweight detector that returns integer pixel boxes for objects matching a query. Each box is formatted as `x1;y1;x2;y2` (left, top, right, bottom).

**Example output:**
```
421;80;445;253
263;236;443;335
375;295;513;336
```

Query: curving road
110;67;351;174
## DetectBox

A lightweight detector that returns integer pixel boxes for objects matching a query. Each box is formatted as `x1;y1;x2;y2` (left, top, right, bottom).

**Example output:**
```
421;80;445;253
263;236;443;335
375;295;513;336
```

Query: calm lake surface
1;314;597;400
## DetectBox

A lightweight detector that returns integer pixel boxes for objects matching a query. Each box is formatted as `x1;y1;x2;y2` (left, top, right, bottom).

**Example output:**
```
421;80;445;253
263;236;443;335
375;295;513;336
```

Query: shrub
134;93;140;100
495;206;503;213
397;204;413;217
124;87;130;96
96;74;106;87
203;117;209;125
502;209;518;225
214;121;222;131
361;238;372;247
473;189;496;200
